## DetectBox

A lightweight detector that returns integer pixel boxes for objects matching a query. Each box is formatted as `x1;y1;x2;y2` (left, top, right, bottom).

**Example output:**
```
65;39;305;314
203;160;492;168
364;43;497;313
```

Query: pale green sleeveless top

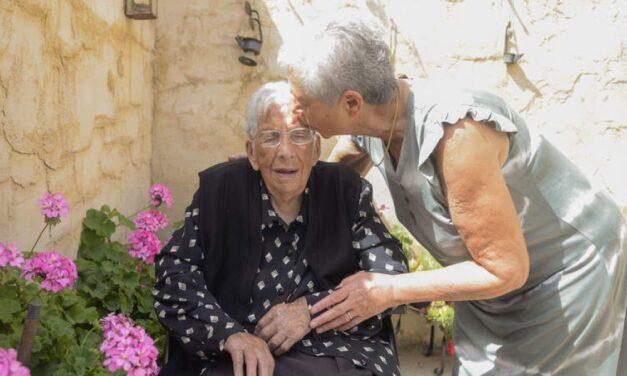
353;81;626;375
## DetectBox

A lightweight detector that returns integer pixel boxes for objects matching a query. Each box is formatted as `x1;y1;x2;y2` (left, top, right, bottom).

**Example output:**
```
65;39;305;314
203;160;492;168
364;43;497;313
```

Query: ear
246;140;260;170
312;134;321;164
340;90;363;116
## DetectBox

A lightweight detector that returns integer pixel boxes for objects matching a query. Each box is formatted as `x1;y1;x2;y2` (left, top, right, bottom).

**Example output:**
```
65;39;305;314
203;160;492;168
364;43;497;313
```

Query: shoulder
312;161;363;213
312;161;361;183
198;159;253;181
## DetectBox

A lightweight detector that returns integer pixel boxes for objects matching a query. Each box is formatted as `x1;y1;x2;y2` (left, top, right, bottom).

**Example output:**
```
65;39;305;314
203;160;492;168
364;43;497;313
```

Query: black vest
162;160;365;374
196;159;363;322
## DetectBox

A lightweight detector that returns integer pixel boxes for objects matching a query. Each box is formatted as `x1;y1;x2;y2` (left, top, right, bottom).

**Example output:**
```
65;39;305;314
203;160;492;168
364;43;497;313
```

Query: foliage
389;223;455;340
76;205;166;354
0;189;170;375
426;301;455;341
0;266;108;375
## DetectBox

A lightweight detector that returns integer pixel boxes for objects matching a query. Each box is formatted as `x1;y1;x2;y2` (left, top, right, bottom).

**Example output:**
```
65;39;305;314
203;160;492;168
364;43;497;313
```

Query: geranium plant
0;185;173;375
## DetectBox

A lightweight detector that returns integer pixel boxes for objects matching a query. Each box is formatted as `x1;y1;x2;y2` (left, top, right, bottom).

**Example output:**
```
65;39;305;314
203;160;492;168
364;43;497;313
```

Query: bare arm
327;136;372;177
309;118;530;330
390;117;529;304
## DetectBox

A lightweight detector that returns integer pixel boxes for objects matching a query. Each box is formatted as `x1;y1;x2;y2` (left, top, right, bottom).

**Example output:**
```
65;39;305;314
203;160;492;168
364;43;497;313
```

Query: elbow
498;262;529;294
508;269;528;291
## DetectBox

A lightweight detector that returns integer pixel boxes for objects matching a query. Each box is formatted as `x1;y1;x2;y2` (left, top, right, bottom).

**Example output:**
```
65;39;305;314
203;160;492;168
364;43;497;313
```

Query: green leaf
119;216;136;230
66;304;87;324
80;228;104;250
121;272;140;290
0;298;21;323
44;316;74;341
83;209;116;238
75;258;96;274
136;291;154;314
0;286;18;300
89;282;110;300
103;295;120;311
119;292;132;314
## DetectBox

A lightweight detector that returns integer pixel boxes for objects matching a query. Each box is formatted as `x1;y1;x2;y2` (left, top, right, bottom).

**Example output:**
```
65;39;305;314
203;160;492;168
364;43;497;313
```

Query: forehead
257;105;297;130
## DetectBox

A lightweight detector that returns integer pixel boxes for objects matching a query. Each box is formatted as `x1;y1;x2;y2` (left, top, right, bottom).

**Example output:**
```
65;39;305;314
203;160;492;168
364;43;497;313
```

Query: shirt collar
260;178;309;227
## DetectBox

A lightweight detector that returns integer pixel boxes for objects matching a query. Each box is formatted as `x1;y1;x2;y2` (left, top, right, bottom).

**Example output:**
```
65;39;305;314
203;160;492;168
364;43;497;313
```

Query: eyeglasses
253;127;315;148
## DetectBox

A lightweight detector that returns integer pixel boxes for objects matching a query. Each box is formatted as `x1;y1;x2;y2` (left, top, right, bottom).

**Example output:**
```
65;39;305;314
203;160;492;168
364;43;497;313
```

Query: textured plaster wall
154;0;626;223
0;1;155;257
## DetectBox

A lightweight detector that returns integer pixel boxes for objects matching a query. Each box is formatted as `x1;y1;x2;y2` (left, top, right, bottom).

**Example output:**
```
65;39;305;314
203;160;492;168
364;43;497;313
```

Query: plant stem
128;205;152;219
79;325;97;348
27;223;49;257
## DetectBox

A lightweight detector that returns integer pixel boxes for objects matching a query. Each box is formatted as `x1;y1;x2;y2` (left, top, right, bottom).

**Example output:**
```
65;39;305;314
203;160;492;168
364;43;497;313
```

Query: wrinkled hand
224;332;275;376
254;297;311;355
309;272;395;333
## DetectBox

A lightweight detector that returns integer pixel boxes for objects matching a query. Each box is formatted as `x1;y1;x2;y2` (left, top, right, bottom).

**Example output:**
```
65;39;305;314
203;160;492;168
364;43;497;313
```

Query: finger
231;350;244;376
315;309;356;333
245;352;258;376
336;317;365;332
267;333;286;352
256;310;275;332
310;288;349;315
257;322;278;342
274;337;297;356
258;352;275;376
310;299;353;329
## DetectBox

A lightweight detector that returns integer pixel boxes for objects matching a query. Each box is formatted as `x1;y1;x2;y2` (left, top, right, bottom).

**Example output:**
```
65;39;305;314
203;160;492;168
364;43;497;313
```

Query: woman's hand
309;272;395;333
254;297;311;356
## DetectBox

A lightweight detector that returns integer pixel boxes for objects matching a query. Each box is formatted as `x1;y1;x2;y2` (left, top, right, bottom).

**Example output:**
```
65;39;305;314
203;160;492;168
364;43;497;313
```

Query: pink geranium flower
0;348;30;376
128;230;161;264
100;313;159;376
149;184;173;208
0;242;24;269
133;210;169;233
21;251;78;293
37;192;68;225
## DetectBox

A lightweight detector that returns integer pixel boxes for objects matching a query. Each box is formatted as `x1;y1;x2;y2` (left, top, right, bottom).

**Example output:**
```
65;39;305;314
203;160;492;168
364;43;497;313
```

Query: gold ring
346;311;353;322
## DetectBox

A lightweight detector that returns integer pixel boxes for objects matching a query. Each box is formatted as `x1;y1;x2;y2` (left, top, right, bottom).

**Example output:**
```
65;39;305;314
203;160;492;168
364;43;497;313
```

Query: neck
351;79;409;145
269;191;302;224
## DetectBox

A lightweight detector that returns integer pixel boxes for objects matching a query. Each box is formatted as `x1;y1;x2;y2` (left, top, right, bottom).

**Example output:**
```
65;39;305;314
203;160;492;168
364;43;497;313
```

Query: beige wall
0;1;155;257
153;0;626;222
2;0;624;257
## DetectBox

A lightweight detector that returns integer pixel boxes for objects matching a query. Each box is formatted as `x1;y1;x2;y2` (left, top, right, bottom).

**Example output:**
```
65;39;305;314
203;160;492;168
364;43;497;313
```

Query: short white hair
279;14;396;105
243;81;293;137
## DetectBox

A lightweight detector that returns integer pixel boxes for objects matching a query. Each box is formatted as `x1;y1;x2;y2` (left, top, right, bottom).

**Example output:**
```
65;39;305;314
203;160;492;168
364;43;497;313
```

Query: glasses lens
257;131;280;148
288;128;314;145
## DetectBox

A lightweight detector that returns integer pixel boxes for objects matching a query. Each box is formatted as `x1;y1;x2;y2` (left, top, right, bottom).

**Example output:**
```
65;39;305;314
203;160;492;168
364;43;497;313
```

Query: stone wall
153;0;625;223
2;0;624;257
0;0;155;257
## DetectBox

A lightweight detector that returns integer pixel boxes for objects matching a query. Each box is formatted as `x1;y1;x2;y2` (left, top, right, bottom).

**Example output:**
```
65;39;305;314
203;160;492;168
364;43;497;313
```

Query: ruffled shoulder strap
417;89;519;168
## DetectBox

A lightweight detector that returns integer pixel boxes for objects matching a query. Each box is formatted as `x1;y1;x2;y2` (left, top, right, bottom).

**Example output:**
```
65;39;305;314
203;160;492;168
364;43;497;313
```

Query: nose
275;132;297;159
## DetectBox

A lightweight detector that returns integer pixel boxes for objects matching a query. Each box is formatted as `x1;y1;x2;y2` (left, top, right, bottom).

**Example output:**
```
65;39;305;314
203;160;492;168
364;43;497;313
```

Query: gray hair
243;81;293;137
279;15;396;105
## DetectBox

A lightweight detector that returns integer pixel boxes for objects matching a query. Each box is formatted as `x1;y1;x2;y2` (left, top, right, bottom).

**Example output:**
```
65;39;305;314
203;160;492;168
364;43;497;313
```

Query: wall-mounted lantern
125;0;157;20
503;21;523;64
235;1;263;66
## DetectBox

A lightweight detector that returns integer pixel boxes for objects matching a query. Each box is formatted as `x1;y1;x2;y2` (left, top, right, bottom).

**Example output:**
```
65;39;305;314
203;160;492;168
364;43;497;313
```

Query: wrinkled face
291;83;345;138
247;104;320;199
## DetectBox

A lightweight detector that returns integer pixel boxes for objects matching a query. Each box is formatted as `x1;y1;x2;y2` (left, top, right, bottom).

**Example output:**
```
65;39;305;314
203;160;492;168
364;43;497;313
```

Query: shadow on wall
507;63;542;98
152;0;285;227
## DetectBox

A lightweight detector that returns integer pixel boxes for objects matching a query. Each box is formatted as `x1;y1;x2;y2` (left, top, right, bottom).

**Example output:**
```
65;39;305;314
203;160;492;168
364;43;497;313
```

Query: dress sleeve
153;190;245;361
416;91;519;186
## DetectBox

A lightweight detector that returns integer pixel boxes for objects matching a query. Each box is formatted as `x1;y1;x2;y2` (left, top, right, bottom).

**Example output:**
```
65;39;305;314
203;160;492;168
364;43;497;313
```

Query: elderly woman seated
153;81;408;376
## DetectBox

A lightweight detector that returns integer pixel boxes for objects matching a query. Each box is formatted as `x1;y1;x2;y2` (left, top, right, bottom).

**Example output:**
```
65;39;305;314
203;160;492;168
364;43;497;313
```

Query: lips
274;167;298;179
